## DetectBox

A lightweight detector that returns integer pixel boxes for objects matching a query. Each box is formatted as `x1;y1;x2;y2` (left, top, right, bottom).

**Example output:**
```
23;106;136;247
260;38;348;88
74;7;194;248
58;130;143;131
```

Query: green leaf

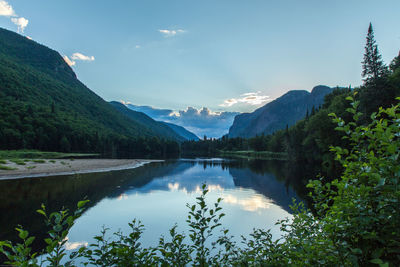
25;236;35;246
370;258;383;264
54;213;62;224
77;200;89;209
53;224;63;232
377;178;386;186
36;209;46;217
18;229;28;240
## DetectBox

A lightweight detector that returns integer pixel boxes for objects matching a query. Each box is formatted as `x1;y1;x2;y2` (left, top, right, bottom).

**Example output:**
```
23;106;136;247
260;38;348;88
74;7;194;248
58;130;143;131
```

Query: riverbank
0;159;160;180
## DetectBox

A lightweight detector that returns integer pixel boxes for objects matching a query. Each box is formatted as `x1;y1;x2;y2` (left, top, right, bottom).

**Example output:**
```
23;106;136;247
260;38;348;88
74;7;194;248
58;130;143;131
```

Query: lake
0;158;306;257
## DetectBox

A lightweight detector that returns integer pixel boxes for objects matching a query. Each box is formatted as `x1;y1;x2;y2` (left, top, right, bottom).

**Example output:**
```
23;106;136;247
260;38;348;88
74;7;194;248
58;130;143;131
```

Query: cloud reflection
223;194;271;212
63;237;88;250
167;182;225;194
117;193;128;200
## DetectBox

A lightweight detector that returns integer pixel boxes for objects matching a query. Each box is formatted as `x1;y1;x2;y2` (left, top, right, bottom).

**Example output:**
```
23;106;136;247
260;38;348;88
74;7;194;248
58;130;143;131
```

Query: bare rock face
228;85;333;138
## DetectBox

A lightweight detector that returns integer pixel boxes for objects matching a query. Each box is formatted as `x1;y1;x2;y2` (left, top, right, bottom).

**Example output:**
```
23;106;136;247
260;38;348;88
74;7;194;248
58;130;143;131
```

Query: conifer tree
389;51;400;72
362;23;387;84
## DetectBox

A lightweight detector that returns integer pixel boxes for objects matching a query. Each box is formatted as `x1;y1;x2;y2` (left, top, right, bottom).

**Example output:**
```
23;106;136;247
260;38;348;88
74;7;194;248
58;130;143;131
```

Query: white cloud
135;45;141;49
0;1;30;33
167;107;239;138
63;55;76;66
0;0;15;16
63;52;95;66
11;17;29;33
159;29;185;37
219;91;271;107
71;52;95;61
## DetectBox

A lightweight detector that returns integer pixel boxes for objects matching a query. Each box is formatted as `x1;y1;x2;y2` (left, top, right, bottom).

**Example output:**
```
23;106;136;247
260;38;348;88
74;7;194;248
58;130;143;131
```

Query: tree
389;51;400;72
361;23;387;84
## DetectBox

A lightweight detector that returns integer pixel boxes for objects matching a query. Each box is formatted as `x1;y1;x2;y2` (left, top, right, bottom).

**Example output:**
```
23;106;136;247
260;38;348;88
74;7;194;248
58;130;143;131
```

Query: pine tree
389;51;400;72
362;23;387;84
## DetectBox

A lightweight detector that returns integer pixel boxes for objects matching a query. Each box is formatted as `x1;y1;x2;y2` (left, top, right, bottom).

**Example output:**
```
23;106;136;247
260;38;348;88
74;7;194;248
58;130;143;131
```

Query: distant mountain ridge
161;122;199;141
228;85;333;138
117;103;199;140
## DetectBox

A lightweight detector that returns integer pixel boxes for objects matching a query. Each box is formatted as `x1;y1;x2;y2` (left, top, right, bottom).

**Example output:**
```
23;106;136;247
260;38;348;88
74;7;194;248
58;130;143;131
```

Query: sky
0;0;399;136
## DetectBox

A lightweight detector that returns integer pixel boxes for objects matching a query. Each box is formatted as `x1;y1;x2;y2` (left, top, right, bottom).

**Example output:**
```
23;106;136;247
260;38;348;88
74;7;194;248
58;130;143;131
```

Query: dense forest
0;28;181;158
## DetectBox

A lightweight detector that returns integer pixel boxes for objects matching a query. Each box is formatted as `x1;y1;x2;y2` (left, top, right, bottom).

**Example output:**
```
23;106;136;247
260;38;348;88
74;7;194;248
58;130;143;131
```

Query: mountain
115;103;199;140
161;122;199;141
228;85;333;138
109;101;185;142
126;104;174;121
0;27;180;155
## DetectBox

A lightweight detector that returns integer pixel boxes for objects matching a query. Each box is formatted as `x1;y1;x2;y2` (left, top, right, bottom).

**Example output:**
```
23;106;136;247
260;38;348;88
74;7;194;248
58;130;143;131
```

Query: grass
0;159;7;164
10;159;26;165
218;150;288;160
49;160;56;163
0;164;17;170
0;150;99;160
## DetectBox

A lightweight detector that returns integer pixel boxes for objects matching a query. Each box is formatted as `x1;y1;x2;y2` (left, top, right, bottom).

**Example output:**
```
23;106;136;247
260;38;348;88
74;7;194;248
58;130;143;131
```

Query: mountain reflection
115;159;299;213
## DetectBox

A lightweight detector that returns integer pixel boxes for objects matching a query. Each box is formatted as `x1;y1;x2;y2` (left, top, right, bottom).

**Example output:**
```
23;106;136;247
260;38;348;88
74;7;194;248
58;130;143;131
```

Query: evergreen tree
389;51;400;72
361;23;387;84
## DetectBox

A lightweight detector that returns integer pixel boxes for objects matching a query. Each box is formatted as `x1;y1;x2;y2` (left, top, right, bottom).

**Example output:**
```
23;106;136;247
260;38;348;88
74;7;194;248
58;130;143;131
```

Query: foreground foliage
1;99;400;266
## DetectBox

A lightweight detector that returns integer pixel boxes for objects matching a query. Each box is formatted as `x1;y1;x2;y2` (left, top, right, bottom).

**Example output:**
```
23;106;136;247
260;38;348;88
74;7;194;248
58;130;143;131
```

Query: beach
0;159;160;180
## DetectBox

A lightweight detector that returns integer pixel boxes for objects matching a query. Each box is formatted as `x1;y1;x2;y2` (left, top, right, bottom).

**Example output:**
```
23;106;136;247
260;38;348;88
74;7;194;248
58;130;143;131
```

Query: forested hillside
0;28;180;157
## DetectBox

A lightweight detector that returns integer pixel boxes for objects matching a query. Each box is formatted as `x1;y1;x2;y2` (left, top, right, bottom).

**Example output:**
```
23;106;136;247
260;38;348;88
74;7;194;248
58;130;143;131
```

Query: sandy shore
0;159;161;180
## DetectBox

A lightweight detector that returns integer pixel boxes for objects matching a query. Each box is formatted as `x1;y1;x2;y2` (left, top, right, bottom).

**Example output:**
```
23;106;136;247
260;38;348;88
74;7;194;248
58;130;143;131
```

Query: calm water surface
0;158;304;254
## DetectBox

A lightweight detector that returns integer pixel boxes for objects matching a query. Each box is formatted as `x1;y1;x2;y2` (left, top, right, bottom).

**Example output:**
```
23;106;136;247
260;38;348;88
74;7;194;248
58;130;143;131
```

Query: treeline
183;24;400;180
0;97;180;158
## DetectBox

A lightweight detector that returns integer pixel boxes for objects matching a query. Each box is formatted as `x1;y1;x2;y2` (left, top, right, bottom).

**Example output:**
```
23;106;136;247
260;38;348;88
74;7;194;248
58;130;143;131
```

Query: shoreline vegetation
0;150;100;160
217;150;287;160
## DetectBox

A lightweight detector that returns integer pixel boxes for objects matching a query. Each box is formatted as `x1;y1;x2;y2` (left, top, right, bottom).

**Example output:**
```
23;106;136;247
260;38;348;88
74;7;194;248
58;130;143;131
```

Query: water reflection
0;158;306;260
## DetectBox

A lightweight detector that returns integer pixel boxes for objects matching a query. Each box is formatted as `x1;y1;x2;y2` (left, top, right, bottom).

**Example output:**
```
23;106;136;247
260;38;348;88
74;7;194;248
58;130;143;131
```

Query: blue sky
1;0;399;115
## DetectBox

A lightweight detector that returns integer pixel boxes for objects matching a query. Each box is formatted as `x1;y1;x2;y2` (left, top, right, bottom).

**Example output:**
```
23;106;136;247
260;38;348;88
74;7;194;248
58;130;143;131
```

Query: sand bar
0;159;161;180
